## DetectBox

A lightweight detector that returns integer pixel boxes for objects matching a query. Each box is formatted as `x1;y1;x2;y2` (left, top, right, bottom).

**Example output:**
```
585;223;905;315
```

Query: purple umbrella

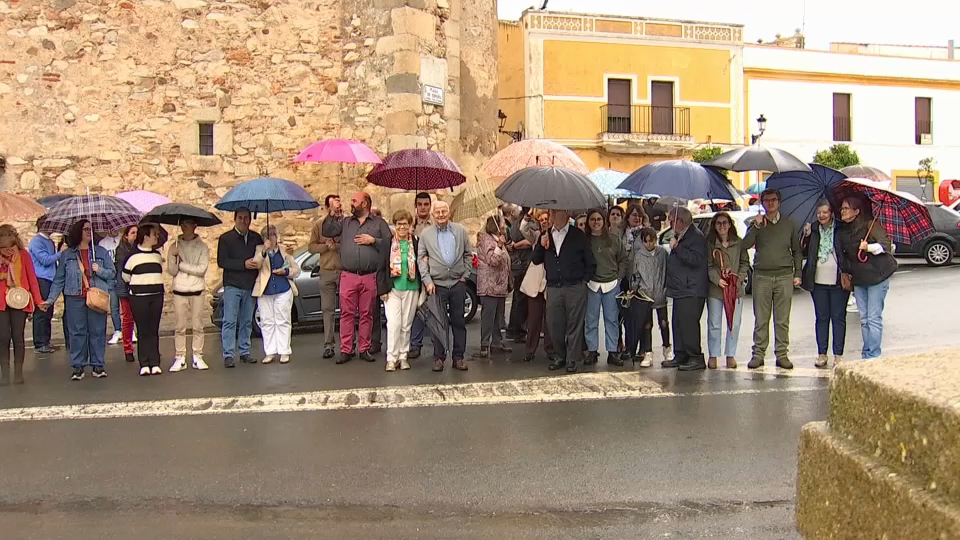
116;190;173;213
367;149;465;191
40;195;142;234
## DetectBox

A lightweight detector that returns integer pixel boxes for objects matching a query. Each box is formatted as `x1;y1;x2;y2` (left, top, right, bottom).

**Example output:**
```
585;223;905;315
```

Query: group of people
0;186;896;385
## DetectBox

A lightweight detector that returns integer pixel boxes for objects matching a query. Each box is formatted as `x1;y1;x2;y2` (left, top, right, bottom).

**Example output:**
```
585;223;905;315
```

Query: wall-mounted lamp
751;114;767;144
498;109;524;144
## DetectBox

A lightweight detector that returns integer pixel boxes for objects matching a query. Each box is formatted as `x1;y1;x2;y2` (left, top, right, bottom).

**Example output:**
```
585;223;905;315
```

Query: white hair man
664;206;709;371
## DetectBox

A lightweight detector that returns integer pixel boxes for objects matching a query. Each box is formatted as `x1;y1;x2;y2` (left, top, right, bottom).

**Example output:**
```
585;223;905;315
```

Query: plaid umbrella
830;178;934;245
482;139;589;178
451;176;499;221
40;195;142;234
367;149;465;191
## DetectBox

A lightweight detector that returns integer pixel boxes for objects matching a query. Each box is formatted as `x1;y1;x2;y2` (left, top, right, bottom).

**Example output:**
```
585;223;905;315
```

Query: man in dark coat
664;207;709;371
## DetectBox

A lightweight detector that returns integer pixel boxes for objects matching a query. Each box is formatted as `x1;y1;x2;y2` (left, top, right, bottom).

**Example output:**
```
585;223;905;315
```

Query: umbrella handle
857;216;879;263
712;248;726;270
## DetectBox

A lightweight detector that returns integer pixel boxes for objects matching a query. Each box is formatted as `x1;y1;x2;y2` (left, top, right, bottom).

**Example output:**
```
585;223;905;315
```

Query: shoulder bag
4;268;30;311
80;254;110;313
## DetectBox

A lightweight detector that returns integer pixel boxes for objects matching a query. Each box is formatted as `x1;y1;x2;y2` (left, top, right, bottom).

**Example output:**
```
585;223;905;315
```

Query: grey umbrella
840;165;892;183
704;146;812;173
494;166;606;210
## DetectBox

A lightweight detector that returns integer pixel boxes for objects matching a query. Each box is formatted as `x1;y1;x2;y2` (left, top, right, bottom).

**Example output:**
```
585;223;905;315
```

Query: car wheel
251;306;262;338
745;268;753;295
924;240;953;266
464;284;479;323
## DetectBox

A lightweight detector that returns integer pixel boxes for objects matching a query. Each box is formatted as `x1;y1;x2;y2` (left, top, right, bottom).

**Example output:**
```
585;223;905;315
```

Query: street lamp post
751;114;767;145
498;109;524;144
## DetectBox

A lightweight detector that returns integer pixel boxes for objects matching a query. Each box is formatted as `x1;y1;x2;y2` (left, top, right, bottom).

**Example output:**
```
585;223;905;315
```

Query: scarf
390;234;416;280
0;247;22;287
817;221;835;264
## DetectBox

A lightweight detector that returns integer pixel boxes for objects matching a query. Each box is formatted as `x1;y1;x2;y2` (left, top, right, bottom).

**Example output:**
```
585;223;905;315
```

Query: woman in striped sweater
122;223;165;376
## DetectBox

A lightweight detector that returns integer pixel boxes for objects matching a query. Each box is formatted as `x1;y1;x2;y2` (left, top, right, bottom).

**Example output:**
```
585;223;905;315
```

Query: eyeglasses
761;198;779;204
395;223;410;228
716;221;731;227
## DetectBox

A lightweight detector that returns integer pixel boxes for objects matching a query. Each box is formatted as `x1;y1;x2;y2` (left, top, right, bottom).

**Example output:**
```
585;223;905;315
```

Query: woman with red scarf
0;224;45;385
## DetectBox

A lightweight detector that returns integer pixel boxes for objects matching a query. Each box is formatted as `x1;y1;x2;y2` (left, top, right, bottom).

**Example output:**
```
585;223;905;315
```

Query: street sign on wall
422;84;444;106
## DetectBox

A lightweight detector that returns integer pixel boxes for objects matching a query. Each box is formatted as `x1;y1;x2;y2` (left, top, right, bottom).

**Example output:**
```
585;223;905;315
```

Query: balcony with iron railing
600;105;694;145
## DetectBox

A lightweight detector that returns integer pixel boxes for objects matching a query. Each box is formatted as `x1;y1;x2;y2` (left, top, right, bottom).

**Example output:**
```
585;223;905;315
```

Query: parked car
658;210;757;294
211;246;479;336
892;202;960;266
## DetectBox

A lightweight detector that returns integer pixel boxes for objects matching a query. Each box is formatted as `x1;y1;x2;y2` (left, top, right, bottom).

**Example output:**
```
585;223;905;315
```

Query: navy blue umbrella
215;177;319;214
36;194;74;209
765;164;847;233
617;160;738;202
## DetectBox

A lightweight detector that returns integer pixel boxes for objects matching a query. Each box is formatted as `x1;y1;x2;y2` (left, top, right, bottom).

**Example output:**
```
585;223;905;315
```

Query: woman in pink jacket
472;215;512;359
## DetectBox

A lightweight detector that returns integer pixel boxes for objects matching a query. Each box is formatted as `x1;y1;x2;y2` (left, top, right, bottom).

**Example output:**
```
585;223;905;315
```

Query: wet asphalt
0;260;954;539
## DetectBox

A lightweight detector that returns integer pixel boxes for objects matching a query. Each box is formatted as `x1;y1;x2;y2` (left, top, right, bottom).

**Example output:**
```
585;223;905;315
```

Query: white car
659;211;758;294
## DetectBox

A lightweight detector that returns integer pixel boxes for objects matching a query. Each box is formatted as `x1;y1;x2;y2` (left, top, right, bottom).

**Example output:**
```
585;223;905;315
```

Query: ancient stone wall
0;0;497;293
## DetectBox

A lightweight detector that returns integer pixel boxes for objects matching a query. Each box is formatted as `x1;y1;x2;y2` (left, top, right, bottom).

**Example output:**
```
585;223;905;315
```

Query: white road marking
0;372;825;423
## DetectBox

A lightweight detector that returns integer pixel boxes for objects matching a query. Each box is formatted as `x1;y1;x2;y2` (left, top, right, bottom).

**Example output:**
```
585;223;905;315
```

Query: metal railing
601;105;691;137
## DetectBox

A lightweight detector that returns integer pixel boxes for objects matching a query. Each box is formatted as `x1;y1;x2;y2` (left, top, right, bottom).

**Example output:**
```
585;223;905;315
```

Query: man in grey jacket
417;201;473;372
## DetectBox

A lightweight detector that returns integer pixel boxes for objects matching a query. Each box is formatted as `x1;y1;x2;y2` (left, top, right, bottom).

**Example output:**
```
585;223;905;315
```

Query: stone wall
0;0;498;291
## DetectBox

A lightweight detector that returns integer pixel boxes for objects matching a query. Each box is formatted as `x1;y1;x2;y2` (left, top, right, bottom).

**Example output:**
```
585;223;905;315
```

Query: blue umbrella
36;194;74;209
214;177;319;214
745;181;766;195
617;160;738;202
587;169;636;198
765;164;847;233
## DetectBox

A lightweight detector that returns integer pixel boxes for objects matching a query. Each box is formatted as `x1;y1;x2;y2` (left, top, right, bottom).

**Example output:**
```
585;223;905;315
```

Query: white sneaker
640;353;653;368
385;361;397;372
399;358;411;370
139;366;150;376
108;331;122;345
169;357;187;373
192;356;209;370
150;366;162;375
262;354;276;364
279;355;290;364
663;346;674;361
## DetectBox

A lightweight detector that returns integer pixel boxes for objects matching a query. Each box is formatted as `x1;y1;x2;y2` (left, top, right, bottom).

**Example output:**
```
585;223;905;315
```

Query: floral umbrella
0;193;46;222
482;139;589;178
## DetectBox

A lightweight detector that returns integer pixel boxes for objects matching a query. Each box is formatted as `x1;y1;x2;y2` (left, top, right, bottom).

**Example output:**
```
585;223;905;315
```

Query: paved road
0;260;954;539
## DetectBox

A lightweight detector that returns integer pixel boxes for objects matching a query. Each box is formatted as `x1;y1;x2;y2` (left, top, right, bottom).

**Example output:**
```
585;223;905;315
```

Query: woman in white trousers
383;210;421;371
253;225;301;364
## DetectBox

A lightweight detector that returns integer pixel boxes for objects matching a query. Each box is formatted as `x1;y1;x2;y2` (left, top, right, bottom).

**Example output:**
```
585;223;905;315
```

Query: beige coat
252;248;302;298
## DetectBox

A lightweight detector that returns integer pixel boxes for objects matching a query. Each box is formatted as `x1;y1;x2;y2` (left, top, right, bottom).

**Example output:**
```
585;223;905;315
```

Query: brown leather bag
840;272;853;292
80;257;110;313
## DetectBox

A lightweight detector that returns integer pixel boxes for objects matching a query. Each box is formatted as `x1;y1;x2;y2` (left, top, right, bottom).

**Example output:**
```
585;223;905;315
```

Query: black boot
13;359;24;385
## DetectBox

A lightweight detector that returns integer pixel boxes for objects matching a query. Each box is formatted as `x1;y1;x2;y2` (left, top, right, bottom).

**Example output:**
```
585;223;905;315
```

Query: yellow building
498;10;745;174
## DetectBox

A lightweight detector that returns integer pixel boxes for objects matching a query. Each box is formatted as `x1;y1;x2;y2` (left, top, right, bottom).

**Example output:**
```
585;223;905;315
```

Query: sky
497;0;958;51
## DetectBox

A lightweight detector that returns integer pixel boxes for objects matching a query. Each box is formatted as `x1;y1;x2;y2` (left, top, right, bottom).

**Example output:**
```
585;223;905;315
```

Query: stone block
190;108;221;123
375;0;426;8
186;155;223;173
797;422;960;539
19;171;39;191
389;93;424;114
213;124;234;156
393;50;421;75
442;19;460;40
375;35;419;56
446;37;460;59
829;352;960;506
383;111;418;135
387;135;427;153
180;125;200;156
386;73;419;94
390;6;437;42
56;170;77;189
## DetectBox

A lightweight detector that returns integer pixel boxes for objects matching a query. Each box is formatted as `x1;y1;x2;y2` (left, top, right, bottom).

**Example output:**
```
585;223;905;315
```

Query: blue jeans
853;278;890;359
221;286;256;360
811;285;849;356
706;296;742;358
108;288;122;333
411;312;429;348
64;295;107;369
585;285;619;353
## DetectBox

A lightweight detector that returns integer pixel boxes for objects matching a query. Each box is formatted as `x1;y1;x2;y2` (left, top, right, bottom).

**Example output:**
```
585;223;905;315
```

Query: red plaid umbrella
40;194;142;235
712;249;738;331
830;178;934;245
367;149;465;191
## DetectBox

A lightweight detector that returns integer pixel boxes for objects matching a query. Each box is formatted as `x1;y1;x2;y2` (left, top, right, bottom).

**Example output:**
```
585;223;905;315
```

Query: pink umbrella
115;190;172;213
293;139;382;164
482;139;589;178
367;149;465;191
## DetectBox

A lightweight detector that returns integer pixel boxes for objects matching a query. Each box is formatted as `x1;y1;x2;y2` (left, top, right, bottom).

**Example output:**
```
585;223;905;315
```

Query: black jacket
666;225;709;299
532;225;596;287
217;229;264;290
114;241;135;298
800;222;844;291
837;220;898;287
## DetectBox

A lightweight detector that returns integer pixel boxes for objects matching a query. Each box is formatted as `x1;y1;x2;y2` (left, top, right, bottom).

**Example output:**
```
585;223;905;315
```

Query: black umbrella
703;146;811;173
142;203;223;227
417;294;448;345
494;166;606;210
36;194;74;209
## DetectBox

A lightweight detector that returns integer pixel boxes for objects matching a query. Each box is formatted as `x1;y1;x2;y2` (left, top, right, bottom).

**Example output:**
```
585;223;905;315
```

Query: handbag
519;262;546;298
3;263;30;311
80;256;110;313
840;272;853;292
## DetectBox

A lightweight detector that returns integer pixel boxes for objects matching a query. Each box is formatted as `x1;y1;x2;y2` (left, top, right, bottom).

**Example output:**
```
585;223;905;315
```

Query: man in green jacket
742;189;802;370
